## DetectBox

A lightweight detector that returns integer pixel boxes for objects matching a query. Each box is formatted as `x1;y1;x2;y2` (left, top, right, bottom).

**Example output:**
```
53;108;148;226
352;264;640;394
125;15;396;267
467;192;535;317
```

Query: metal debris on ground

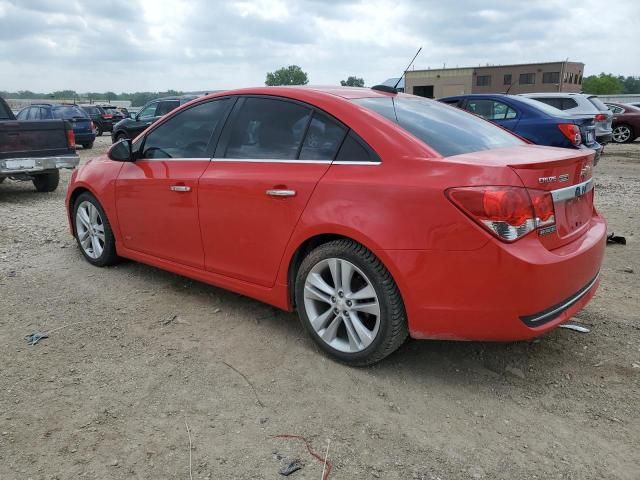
559;324;590;333
25;332;49;345
279;460;303;476
606;233;627;245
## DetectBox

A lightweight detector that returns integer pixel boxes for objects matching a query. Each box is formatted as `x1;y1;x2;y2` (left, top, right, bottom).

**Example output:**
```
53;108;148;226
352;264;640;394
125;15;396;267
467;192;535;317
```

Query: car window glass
535;97;562;109
561;98;579;110
224;98;312;160
465;99;516;121
142;99;231;159
335;132;379;163
299;111;347;160
52;106;86;119
40;107;52;119
353;96;522;157
138;103;157;120
16;109;28;120
587;96;608;111
0;100;13;119
156;101;180;116
28;107;40;120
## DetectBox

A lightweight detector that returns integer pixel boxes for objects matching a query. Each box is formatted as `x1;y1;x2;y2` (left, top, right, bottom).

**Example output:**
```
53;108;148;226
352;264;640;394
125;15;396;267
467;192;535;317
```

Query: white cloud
0;0;638;93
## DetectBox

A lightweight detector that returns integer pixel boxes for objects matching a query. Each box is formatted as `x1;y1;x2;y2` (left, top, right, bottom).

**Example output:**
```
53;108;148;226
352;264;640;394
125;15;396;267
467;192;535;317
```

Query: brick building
404;61;585;98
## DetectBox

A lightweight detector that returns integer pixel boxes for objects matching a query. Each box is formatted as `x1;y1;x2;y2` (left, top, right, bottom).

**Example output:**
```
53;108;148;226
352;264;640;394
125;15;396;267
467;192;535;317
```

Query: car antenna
394;47;422;90
505;76;519;95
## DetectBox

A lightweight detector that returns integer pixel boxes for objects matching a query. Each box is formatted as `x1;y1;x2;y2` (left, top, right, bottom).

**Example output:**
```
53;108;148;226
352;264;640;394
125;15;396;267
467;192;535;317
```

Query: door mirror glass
108;139;133;162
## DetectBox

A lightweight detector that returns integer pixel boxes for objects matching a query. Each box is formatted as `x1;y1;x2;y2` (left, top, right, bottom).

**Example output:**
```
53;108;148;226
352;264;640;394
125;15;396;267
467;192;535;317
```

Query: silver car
520;92;613;145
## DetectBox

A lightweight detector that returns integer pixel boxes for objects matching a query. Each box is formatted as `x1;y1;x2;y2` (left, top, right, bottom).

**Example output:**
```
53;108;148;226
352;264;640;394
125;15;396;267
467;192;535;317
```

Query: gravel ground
1;136;638;480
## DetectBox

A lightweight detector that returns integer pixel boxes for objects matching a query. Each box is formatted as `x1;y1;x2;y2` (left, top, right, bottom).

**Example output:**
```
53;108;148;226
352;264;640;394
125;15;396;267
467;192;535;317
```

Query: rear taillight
102;114;113;119
594;114;607;122
557;124;582;146
446;186;556;242
66;128;75;148
90;121;96;130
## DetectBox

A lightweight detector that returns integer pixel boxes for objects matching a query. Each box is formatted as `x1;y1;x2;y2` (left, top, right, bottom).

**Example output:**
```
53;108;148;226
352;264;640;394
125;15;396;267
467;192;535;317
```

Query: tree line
582;74;640;95
0;89;187;107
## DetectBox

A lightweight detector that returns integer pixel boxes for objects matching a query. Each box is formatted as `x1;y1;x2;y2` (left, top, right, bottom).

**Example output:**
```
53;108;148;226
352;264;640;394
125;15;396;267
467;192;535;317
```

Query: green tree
104;91;118;102
582;73;623;95
265;65;309;86
340;76;365;87
619;75;640;94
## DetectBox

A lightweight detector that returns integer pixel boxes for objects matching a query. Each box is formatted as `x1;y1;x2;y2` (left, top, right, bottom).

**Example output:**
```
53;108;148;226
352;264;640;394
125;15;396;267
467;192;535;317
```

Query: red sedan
66;86;606;365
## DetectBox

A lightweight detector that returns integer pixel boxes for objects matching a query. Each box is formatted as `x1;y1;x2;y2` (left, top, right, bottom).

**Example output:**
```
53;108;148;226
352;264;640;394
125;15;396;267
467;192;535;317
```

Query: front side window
224;98;312;160
138;103;157;120
519;73;536;85
141;99;231;159
353;96;522;157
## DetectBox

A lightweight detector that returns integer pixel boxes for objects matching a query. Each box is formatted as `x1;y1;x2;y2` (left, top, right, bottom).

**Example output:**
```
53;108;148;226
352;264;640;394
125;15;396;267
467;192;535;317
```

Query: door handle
266;189;296;197
170;185;191;192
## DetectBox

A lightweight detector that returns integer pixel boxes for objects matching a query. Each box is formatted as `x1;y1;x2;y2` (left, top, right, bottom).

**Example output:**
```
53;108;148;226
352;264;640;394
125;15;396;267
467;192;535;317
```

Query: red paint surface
66;86;606;341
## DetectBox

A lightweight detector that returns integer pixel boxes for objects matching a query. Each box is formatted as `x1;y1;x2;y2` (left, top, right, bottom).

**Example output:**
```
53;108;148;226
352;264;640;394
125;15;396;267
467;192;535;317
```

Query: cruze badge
538;174;569;184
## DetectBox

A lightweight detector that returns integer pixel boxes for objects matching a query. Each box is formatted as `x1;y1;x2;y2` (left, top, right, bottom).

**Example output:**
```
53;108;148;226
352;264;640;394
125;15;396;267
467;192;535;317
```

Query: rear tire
32;170;59;192
612;124;634;144
115;132;128;143
73;192;120;267
96;124;103;136
82;141;94;149
295;239;408;366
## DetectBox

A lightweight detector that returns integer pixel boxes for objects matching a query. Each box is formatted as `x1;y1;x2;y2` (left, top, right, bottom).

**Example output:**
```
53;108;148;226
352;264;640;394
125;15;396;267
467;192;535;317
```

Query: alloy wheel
75;200;105;259
303;258;381;353
612;125;631;143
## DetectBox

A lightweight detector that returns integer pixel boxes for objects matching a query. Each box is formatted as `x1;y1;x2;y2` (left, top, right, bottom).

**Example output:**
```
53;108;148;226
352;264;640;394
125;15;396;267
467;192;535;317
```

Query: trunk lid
448;144;595;250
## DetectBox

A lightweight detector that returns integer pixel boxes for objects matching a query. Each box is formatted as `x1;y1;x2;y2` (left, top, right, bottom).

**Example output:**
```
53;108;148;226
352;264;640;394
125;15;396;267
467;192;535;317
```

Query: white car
520;92;613;145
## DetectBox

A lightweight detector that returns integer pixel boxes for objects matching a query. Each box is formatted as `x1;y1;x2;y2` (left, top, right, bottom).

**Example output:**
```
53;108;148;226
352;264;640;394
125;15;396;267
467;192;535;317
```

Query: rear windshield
82;106;101;115
353;96;523;157
52;106;87;119
587;96;608;111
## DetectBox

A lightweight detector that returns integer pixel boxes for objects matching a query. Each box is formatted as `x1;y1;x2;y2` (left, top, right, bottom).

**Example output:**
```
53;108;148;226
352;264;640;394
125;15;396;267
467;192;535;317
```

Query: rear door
115;98;233;268
198;96;347;287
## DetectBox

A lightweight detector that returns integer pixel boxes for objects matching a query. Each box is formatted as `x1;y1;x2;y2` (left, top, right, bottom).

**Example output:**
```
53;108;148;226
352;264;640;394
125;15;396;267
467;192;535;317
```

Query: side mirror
108;139;133;162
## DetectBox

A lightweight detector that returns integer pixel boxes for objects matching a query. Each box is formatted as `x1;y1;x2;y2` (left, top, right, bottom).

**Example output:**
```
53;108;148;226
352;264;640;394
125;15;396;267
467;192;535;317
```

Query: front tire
295;239;408;366
95;124;103;136
32;170;59;192
73;192;119;267
612;124;634;143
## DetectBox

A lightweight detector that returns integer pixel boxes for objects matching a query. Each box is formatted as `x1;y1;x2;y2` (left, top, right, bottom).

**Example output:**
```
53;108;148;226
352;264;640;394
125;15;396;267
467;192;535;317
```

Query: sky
1;0;639;93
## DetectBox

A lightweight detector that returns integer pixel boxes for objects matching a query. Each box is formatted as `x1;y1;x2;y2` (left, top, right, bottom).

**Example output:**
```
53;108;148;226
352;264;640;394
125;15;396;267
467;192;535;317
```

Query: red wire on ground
274;434;333;480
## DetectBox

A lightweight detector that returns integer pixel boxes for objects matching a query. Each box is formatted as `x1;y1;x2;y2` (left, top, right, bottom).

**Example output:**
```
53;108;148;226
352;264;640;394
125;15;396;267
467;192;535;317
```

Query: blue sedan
438;94;601;160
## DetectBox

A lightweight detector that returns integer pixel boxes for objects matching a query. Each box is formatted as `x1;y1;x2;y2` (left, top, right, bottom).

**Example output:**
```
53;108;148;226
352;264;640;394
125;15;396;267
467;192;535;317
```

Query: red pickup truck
1;96;79;192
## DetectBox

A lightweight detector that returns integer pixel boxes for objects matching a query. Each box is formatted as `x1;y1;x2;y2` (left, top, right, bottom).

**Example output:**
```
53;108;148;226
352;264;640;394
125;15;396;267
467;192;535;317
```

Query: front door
115;98;233;268
199;96;348;287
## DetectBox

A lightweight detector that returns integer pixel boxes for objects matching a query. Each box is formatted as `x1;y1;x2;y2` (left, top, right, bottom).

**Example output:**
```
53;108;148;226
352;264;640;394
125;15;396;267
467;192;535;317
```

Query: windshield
353;95;523;157
52;106;87;119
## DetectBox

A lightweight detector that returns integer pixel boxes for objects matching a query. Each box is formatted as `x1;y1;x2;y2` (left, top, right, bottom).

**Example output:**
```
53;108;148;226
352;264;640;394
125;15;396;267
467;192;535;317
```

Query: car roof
201;86;396;102
521;92;585;97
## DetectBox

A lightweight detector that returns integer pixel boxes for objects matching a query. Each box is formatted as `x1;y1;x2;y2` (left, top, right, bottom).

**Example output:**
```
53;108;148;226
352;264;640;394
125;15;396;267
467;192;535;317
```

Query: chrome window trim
213;158;332;164
137;158;382;165
550;177;594;203
333;161;381;166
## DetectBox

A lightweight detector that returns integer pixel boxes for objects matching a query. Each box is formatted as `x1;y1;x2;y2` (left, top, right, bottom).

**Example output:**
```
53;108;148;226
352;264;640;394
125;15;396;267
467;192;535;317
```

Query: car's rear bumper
75;132;95;143
382;214;606;341
597;133;612;145
0;154;80;175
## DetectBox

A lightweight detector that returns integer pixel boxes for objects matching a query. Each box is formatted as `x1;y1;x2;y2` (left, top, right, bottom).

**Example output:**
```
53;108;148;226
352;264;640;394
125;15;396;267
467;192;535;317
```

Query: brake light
66;128;75;148
446;186;556;242
90;121;96;131
594;114;607;122
557;123;582;146
102;114;113;119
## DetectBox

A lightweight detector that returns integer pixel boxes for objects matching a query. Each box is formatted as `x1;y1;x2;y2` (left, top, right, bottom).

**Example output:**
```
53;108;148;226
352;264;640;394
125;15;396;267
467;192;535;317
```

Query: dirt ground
1;136;638;480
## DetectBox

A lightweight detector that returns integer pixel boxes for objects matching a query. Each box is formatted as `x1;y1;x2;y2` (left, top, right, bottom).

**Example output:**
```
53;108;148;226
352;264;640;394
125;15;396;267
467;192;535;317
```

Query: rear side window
156;100;180;116
299;111;347;160
16;109;28;120
83;106;101;116
353;96;522;157
335;132;380;163
0;100;12;120
224;98;312;160
587;96;608;111
535;97;562;109
466;99;517;120
142;99;232;159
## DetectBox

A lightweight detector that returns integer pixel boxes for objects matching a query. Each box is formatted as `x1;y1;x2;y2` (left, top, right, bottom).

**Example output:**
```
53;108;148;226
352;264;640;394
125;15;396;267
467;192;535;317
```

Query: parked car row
439;93;603;163
604;102;640;143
